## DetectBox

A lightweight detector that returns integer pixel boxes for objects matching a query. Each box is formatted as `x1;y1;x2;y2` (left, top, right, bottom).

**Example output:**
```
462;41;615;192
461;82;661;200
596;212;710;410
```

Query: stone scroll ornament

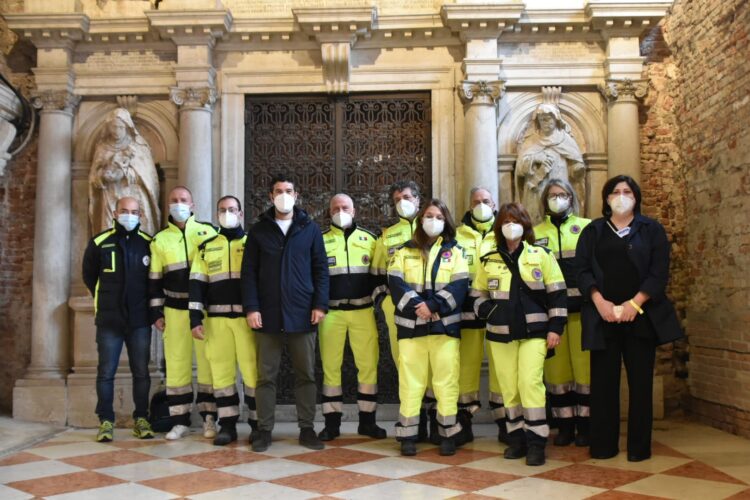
88;108;161;235
515;103;586;224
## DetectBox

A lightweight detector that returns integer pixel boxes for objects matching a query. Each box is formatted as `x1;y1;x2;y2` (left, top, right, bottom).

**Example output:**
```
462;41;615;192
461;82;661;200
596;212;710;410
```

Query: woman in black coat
574;175;683;462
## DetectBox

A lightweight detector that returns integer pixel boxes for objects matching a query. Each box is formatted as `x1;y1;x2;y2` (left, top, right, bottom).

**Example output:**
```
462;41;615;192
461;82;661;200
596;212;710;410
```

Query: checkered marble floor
1;419;749;499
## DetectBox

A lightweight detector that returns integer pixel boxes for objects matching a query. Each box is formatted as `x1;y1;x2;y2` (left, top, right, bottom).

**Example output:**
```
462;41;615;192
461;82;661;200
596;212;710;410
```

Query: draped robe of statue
88;108;161;235
515;104;585;223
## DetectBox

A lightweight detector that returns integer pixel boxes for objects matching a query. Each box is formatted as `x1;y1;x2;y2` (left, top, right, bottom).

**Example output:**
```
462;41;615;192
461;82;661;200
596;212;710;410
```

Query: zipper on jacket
557;223;563;260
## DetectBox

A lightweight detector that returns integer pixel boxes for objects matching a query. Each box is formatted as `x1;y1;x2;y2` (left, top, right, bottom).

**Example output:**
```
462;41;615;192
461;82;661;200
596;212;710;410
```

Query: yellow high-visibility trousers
163;306;215;425
488;338;548;440
381;295;399;364
486;338;506;421
319;308;379;414
458;327;484;414
544;313;590;419
396;335;461;439
205;316;258;425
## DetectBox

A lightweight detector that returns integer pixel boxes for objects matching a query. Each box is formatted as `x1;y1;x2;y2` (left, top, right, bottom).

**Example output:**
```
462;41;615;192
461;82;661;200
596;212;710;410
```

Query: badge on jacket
142;255;150;267
328;256;336;267
532;268;543;280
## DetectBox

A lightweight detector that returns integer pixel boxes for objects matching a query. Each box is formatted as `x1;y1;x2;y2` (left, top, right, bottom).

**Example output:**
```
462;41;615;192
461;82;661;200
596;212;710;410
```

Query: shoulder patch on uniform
570;224;582;234
535;237;549;247
142;255;150;267
328;256;336;266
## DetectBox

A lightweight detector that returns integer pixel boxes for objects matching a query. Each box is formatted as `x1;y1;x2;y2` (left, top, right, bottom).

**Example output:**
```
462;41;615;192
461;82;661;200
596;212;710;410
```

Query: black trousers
590;325;656;459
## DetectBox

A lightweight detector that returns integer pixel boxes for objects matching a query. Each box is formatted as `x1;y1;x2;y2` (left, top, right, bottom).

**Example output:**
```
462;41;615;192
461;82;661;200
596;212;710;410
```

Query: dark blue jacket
82;221;152;330
574;214;683;350
241;206;329;334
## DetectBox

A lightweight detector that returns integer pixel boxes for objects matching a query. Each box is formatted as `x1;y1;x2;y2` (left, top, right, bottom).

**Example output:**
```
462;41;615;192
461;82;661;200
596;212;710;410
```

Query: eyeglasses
547;193;571;201
218;207;240;214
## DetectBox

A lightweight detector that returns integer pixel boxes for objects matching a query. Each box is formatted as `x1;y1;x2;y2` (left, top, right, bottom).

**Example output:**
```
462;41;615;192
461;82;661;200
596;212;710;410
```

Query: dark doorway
244;92;432;405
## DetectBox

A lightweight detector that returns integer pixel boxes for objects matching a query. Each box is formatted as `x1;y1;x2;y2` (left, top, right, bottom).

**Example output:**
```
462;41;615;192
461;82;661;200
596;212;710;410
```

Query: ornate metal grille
245;92;432;404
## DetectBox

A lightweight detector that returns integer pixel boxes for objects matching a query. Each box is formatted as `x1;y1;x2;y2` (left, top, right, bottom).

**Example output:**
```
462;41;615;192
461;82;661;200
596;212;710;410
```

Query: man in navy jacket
241;175;329;451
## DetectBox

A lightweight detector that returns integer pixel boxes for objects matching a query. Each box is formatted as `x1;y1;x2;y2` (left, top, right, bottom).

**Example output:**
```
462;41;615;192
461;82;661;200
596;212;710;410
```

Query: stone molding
441;2;525;40
458;80;504;106
31;89;81;114
169;86;216;110
601;78;649;103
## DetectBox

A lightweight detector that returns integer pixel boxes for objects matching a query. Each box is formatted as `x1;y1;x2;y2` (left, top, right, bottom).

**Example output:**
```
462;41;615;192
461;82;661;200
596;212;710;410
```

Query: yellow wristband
629;299;644;315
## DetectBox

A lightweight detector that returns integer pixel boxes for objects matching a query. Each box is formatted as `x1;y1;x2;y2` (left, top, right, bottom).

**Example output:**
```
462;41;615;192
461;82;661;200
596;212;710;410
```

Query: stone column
458;80;504;204
602;79;648;183
170;86;216;221
28;90;80;379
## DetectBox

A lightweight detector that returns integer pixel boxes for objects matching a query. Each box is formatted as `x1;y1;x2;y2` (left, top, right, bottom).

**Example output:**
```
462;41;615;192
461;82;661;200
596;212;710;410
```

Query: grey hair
540;178;580;217
469;186;493;199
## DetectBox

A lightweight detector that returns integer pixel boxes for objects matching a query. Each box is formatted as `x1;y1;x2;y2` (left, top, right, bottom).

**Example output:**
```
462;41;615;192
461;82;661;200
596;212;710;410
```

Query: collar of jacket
548;212;572;227
591;212;651;238
461;210;495;234
166;214;193;233
113;219;140;237
261;205;311;227
219;225;245;240
328;221;357;237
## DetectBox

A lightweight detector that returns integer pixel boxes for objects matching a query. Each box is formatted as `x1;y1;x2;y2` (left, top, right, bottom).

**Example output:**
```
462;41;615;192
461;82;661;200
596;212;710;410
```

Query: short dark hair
494;202;536;246
601;174;641;217
388;180;421;202
413;198;457;247
269;174;296;193
217;195;242;211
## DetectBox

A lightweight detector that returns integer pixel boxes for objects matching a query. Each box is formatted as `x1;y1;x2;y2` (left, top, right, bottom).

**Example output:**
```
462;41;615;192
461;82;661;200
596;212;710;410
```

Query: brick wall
641;0;750;436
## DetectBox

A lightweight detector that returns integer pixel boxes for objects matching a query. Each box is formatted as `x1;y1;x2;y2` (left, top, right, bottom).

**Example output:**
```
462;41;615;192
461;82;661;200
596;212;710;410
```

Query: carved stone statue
515;103;585;223
88;108;161;235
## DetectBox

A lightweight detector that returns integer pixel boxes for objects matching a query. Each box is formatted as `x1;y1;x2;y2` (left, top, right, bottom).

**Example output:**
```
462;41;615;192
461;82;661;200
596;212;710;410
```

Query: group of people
83;172;682;466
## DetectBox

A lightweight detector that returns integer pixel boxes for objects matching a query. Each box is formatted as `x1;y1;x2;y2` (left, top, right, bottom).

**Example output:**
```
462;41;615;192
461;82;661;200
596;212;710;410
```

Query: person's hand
594;295;618;322
154;317;165;331
547;332;561;350
415;302;432;320
247;311;262;329
311;308;326;325
618;301;639;323
191;325;204;340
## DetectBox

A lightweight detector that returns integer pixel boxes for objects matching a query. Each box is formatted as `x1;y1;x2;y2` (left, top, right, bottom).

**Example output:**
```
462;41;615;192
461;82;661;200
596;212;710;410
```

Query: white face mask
502;222;524;241
422;217;445;238
472;203;493;222
274;193;295;214
396;199;417;219
609;194;635;216
169;203;191;223
219;211;239;229
548;197;570;214
332;211;353;229
117;213;139;232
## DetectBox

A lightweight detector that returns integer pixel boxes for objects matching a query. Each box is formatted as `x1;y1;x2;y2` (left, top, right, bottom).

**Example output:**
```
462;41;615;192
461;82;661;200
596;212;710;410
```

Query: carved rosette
169;86;217;110
31;90;81;115
458;80;504;106
601;79;649;103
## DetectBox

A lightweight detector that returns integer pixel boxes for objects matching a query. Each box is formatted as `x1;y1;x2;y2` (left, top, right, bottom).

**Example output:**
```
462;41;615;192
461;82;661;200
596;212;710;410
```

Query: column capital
31;89;80;114
170;86;217;110
458;80;504;106
600;78;648;103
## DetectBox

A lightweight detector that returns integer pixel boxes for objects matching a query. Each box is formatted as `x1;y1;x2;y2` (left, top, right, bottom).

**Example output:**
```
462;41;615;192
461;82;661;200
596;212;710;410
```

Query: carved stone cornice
31;89;81;114
4;13;89;49
600;78;648;103
169;86;217;110
585;1;673;38
458;80;504;106
146;9;233;45
441;2;524;41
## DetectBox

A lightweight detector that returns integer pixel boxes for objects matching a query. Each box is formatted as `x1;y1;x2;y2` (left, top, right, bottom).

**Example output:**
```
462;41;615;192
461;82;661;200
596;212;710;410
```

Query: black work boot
553;419;575;447
400;439;417;456
526;443;546;466
213;425;238;446
439;436;456;456
575;417;590;447
496;418;509;444
358;411;386;439
457;409;474;443
428;409;441;445
299;427;324;450
251;430;272;452
247;418;258;444
503;429;527;459
417;409;429;443
318;412;342;441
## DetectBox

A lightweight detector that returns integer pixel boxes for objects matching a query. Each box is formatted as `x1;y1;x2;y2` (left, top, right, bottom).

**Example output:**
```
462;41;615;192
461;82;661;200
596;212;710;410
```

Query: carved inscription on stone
73;51;174;70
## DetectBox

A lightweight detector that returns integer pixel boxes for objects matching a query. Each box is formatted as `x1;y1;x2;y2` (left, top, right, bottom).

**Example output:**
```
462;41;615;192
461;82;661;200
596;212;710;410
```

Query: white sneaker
203;415;217;439
165;424;190;440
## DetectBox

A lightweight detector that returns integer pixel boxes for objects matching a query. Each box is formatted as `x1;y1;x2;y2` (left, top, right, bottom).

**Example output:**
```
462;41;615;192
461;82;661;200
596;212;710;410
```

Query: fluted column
459;80;504;204
170;86;216;220
602;79;648;183
27;90;80;379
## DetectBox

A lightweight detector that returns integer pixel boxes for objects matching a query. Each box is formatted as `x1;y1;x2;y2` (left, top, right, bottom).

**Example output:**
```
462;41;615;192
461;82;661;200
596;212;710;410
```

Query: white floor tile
219;458;326;480
97;458;204;481
476;477;606;499
338;456;450;479
28;442;119;459
0;461;84;484
336;479;463;500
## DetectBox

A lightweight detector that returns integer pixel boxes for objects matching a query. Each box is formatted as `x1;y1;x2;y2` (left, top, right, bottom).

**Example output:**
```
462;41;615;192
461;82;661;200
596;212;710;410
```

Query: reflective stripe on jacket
323;223;378;310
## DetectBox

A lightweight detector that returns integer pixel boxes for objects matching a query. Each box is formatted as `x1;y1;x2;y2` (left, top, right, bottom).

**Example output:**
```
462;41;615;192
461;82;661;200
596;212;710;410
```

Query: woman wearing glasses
534;179;591;447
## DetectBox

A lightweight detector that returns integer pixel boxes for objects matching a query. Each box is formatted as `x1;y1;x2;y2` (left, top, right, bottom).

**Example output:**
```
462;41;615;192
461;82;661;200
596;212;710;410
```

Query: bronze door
245;92;431;405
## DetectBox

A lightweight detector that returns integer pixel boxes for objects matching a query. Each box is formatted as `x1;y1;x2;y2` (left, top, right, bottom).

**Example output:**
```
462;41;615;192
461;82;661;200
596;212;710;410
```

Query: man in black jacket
82;196;154;443
241;175;329;452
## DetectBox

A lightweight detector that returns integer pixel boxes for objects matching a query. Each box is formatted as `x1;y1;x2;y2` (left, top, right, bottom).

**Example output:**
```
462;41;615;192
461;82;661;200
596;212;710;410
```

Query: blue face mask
117;213;139;232
169;203;191;223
